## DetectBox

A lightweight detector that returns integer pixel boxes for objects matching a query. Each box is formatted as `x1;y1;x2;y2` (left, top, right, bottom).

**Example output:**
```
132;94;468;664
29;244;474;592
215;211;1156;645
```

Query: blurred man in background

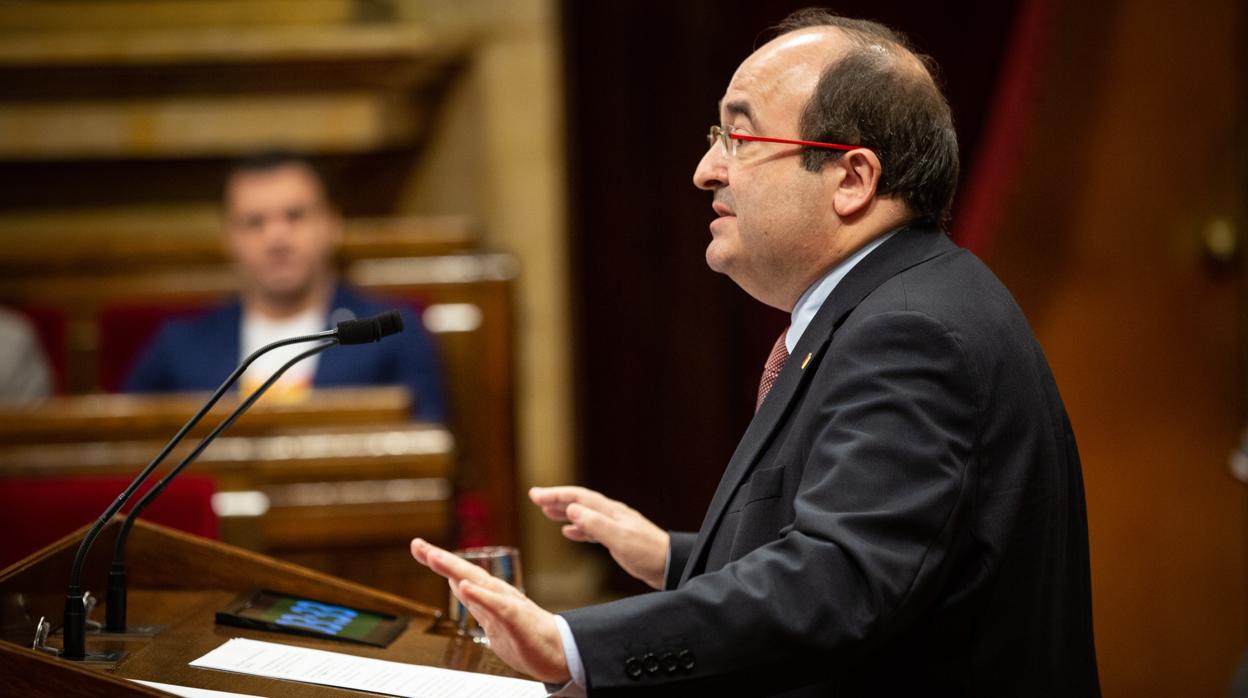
125;151;445;421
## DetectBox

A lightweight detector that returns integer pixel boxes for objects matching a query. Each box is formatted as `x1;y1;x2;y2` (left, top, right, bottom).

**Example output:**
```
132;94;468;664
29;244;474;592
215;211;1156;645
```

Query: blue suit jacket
124;285;446;422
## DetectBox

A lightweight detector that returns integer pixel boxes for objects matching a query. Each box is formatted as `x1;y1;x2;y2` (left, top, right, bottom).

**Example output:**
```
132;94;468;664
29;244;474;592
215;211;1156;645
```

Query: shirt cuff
545;614;587;697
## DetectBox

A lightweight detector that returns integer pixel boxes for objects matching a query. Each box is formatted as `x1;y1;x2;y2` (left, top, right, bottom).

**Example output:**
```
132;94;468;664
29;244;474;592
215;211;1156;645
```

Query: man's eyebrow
720;99;755;124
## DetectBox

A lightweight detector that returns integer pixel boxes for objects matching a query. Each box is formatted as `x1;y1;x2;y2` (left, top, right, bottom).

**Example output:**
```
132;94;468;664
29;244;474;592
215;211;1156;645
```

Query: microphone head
376;309;404;338
336;310;405;345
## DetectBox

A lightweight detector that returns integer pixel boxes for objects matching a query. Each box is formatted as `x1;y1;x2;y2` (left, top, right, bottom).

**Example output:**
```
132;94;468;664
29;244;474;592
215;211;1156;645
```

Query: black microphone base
62;593;86;660
57;593;129;665
53;647;127;666
89;623;165;639
104;567;164;638
105;566;127;633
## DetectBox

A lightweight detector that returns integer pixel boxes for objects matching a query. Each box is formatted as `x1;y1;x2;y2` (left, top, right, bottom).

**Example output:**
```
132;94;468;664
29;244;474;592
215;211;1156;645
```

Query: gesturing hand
530;486;670;590
409;538;571;684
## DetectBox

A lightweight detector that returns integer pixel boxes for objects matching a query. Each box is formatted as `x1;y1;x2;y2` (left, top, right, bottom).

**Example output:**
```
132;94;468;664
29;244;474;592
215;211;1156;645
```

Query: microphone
104;341;334;633
336;310;403;345
62;311;404;660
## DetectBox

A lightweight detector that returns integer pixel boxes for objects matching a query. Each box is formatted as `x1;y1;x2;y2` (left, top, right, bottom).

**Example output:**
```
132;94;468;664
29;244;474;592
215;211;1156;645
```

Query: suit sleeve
561;310;984;695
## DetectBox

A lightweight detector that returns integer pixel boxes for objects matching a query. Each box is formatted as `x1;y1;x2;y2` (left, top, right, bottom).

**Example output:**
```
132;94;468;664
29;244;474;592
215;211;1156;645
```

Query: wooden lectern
0;519;518;696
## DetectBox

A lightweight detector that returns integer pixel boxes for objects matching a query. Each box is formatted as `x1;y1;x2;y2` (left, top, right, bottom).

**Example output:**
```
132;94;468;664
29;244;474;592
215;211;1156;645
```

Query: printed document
130;679;265;697
190;637;546;697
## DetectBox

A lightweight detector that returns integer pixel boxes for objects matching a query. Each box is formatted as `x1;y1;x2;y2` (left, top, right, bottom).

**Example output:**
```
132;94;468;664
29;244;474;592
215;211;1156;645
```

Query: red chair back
97;302;211;392
0;475;218;569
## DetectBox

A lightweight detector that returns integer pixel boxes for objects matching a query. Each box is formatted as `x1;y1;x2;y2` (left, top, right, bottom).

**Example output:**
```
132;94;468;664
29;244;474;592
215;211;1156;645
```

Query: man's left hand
410;538;572;684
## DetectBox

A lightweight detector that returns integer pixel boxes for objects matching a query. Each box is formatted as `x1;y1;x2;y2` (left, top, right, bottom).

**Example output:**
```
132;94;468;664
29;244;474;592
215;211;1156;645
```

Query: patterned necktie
756;327;790;412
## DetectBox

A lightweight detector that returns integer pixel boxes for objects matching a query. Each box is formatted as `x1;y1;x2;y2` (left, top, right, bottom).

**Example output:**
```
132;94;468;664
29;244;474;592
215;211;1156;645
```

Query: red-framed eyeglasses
707;125;862;159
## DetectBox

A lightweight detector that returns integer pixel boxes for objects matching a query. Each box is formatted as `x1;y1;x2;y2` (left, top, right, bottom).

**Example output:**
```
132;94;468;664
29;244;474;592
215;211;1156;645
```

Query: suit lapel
678;226;956;585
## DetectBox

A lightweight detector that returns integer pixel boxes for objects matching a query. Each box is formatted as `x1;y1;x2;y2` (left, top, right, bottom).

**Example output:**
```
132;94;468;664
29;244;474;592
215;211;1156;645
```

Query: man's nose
693;144;728;191
260;214;294;240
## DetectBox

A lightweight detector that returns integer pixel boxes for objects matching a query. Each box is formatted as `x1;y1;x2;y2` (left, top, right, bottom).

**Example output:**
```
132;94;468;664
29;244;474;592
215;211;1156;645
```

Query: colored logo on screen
274;600;359;635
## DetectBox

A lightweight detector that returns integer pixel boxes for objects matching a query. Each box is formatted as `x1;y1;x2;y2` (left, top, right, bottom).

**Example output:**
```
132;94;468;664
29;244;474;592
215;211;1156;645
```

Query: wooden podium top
0;520;517;696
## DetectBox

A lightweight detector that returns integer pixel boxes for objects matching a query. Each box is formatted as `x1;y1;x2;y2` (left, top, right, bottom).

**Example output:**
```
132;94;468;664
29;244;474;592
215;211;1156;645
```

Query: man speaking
412;9;1099;696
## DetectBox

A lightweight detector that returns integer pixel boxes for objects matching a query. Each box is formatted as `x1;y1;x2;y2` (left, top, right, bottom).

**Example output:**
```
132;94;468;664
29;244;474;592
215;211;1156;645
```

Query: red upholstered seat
0;475;218;569
97;302;211;393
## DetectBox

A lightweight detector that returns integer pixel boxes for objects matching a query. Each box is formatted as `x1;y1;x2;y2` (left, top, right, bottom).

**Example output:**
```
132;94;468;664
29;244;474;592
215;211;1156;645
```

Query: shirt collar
786;230;897;353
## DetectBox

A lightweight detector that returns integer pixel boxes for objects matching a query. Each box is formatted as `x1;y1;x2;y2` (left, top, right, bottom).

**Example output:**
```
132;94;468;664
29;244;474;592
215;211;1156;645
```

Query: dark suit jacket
124;285;446;422
562;227;1099;696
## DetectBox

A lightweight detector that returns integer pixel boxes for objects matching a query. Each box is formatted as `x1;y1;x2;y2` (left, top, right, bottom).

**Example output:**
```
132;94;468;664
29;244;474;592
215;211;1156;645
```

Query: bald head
726;29;847;120
766;10;960;226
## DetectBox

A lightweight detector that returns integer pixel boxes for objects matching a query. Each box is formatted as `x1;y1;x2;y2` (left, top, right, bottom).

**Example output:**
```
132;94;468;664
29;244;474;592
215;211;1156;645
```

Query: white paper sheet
189;638;547;698
130;679;266;697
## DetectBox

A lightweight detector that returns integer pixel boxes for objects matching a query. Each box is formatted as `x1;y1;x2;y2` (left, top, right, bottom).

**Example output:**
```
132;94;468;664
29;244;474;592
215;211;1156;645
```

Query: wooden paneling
0;26;455;67
0;93;423;160
0;390;458;605
0;15;468;158
987;0;1246;694
354;258;520;548
0;214;477;273
0;388;411;444
0;1;360;33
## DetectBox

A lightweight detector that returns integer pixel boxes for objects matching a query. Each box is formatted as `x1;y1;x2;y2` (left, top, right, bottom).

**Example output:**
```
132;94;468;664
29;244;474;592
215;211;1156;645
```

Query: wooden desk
0;387;413;444
0;521;519;696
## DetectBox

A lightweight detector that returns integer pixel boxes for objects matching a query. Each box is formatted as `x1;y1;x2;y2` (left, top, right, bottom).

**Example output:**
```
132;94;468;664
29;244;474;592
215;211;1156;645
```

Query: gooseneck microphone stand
60;310;402;661
61;329;338;661
104;340;336;634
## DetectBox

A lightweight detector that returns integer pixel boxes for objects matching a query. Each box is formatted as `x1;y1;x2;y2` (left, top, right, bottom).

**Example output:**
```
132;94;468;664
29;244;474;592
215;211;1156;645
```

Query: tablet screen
217;589;408;647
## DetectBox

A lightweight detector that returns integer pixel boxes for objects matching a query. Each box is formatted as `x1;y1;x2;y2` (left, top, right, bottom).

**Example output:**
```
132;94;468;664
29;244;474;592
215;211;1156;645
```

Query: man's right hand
529;486;670;590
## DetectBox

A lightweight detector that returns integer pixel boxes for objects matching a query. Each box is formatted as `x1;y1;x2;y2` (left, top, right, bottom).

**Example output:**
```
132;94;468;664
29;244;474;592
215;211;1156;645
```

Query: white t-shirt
239;307;325;401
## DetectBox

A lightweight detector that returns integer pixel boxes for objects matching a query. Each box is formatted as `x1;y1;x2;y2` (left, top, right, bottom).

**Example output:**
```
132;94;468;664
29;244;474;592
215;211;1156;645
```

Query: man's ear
831;148;882;218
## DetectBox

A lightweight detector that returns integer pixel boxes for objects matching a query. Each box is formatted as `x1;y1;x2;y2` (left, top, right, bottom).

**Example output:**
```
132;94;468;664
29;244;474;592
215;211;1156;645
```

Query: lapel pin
800;352;812;369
